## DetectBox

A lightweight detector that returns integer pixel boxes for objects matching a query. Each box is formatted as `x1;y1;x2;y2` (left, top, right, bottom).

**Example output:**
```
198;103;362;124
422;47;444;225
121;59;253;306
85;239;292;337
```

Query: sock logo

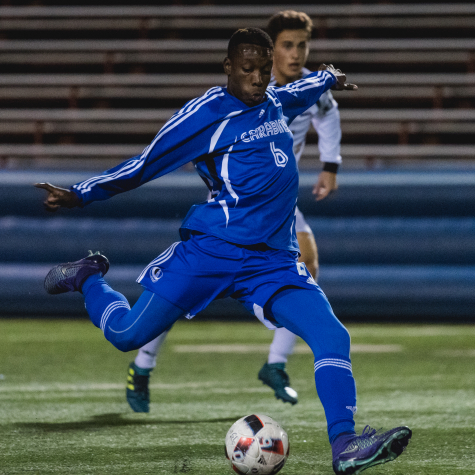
150;267;163;282
346;406;357;415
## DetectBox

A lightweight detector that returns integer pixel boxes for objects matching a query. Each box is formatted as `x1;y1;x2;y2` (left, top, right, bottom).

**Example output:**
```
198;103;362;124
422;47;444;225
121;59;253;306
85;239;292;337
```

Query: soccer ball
225;414;289;474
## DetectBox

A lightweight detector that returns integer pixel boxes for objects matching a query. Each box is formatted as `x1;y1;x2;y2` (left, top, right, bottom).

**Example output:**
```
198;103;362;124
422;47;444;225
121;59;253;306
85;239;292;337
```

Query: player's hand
34;182;80;212
318;64;358;91
312;171;338;201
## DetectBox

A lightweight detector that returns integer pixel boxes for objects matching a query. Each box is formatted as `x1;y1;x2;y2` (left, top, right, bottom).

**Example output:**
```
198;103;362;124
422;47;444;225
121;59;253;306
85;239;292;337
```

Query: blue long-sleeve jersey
72;70;336;252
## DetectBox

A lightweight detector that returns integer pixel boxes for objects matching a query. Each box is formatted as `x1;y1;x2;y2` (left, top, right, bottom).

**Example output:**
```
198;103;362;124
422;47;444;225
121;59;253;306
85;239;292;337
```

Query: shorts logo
150;267;163;282
296;262;307;276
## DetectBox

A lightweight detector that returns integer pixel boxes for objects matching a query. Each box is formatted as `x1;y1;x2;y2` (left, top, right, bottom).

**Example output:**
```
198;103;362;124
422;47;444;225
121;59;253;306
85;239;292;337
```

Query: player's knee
325;322;351;356
105;333;140;352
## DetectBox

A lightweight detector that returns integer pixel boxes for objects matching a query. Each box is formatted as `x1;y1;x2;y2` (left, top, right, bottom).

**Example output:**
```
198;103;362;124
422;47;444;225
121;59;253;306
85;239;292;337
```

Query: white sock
134;330;169;370
267;327;298;364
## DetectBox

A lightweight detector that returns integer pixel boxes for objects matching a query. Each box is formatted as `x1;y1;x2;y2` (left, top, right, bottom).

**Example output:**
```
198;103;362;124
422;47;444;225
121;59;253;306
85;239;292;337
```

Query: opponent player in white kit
126;10;342;412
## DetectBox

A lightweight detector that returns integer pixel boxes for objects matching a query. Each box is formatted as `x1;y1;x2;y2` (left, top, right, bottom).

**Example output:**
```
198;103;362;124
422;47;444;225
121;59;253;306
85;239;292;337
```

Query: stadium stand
0;2;474;319
0;3;474;167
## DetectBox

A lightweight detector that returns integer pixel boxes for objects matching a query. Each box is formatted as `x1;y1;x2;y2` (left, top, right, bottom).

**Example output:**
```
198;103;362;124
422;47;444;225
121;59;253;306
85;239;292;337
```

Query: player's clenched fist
318;64;358;91
34;182;80;212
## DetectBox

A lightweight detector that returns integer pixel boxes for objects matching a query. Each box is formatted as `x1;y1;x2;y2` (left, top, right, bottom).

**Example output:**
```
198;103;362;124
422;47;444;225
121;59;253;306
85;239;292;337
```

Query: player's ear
223;57;232;76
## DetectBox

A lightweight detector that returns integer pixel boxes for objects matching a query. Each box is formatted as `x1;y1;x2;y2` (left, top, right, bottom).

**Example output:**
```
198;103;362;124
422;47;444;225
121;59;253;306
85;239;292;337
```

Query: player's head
224;28;274;108
266;10;313;84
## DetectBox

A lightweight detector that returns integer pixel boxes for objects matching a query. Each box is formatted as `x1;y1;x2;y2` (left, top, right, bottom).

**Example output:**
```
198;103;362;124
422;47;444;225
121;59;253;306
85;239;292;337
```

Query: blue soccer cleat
44;251;109;294
258;362;298;405
126;362;151;413
332;425;412;474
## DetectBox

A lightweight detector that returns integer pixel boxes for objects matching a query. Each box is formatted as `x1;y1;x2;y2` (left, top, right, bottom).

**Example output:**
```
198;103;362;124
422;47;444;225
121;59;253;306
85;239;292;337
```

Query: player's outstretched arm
318;64;358;91
34;182;80;212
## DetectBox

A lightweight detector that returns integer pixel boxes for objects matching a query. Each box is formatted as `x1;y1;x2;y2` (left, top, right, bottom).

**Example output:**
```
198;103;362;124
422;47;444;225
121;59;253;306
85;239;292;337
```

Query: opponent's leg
297;230;319;281
266;287;411;474
127;330;170;413
135;332;169;370
258;327;298;404
259;229;318;405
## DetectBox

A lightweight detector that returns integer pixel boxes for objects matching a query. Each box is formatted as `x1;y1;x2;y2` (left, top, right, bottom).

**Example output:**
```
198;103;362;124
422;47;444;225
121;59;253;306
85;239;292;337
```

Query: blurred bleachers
0;2;474;319
0;3;474;168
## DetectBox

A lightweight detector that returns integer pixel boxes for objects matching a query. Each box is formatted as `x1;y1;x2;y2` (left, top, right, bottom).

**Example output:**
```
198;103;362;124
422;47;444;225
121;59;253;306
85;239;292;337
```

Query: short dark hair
266;10;313;43
227;28;274;59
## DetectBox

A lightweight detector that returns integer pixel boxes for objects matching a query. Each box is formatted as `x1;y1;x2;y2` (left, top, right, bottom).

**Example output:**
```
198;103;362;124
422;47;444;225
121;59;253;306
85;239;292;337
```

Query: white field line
347;326;475;337
0;380;269;393
5;326;475;343
173;343;402;353
435;349;475;357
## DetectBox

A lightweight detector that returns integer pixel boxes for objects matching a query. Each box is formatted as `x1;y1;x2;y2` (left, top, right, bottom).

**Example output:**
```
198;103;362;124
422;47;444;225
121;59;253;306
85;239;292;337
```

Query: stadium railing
1;4;475;31
1;108;474;137
1;144;473;162
1;73;474;102
1;39;474;66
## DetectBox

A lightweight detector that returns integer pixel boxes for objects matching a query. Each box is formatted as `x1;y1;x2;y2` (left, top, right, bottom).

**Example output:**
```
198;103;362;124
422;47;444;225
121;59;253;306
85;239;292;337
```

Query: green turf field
1;319;475;474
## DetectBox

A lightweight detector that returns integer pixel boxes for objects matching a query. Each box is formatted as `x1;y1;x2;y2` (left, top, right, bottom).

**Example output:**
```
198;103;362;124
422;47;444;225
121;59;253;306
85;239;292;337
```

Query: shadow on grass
13;412;240;432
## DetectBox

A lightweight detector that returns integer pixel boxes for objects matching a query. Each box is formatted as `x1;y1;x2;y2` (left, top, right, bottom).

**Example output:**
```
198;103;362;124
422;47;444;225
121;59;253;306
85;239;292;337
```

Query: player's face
273;29;310;84
224;44;273;108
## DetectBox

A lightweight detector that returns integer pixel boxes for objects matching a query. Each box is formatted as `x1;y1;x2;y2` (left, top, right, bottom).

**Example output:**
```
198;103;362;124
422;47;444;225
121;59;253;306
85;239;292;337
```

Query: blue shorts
137;232;320;328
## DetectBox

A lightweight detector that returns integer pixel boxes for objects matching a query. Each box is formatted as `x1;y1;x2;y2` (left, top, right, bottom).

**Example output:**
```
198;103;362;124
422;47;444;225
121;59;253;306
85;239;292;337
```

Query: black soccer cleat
44;251;109;295
258;362;298;405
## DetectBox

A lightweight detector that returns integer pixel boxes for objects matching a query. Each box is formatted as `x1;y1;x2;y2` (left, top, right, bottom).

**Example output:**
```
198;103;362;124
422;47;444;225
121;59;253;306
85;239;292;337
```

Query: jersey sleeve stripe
140;90;225;160
74;91;225;195
209;110;242;153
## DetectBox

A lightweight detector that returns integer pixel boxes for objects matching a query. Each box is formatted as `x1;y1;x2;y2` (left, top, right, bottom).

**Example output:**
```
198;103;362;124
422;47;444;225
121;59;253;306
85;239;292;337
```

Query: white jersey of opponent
271;67;342;234
270;67;342;165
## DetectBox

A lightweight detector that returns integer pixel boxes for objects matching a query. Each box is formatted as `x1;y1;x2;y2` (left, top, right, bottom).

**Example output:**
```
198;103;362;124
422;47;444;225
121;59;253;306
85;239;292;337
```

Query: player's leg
266;287;411;474
44;236;238;351
258;326;299;404
297;230;319;281
81;275;182;351
127;330;171;413
259;210;318;405
43;250;185;351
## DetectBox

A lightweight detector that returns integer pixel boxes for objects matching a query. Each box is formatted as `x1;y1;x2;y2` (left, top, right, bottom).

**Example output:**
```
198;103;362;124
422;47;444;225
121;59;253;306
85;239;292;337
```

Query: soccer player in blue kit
36;28;411;475
126;10;343;411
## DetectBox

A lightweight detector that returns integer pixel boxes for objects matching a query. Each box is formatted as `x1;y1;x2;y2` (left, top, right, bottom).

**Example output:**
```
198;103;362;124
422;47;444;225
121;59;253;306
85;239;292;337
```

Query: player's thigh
265;287;350;358
137;235;237;317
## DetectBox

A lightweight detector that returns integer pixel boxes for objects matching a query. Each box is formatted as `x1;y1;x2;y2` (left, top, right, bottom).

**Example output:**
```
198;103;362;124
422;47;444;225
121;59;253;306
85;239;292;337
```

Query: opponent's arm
311;92;342;201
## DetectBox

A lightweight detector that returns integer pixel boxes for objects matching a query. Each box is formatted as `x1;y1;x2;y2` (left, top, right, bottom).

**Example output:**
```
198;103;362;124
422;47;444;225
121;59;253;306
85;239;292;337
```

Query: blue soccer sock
314;353;357;443
82;274;130;329
81;274;184;352
266;287;357;443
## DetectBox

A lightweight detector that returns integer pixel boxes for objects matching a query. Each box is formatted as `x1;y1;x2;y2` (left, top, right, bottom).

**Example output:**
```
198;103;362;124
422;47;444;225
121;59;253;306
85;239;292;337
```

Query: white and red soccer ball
225;414;289;474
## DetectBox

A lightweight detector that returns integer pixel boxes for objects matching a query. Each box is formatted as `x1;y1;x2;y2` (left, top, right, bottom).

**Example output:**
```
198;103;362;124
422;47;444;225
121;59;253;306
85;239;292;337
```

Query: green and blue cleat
126;362;152;413
258;362;298;405
332;425;412;474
